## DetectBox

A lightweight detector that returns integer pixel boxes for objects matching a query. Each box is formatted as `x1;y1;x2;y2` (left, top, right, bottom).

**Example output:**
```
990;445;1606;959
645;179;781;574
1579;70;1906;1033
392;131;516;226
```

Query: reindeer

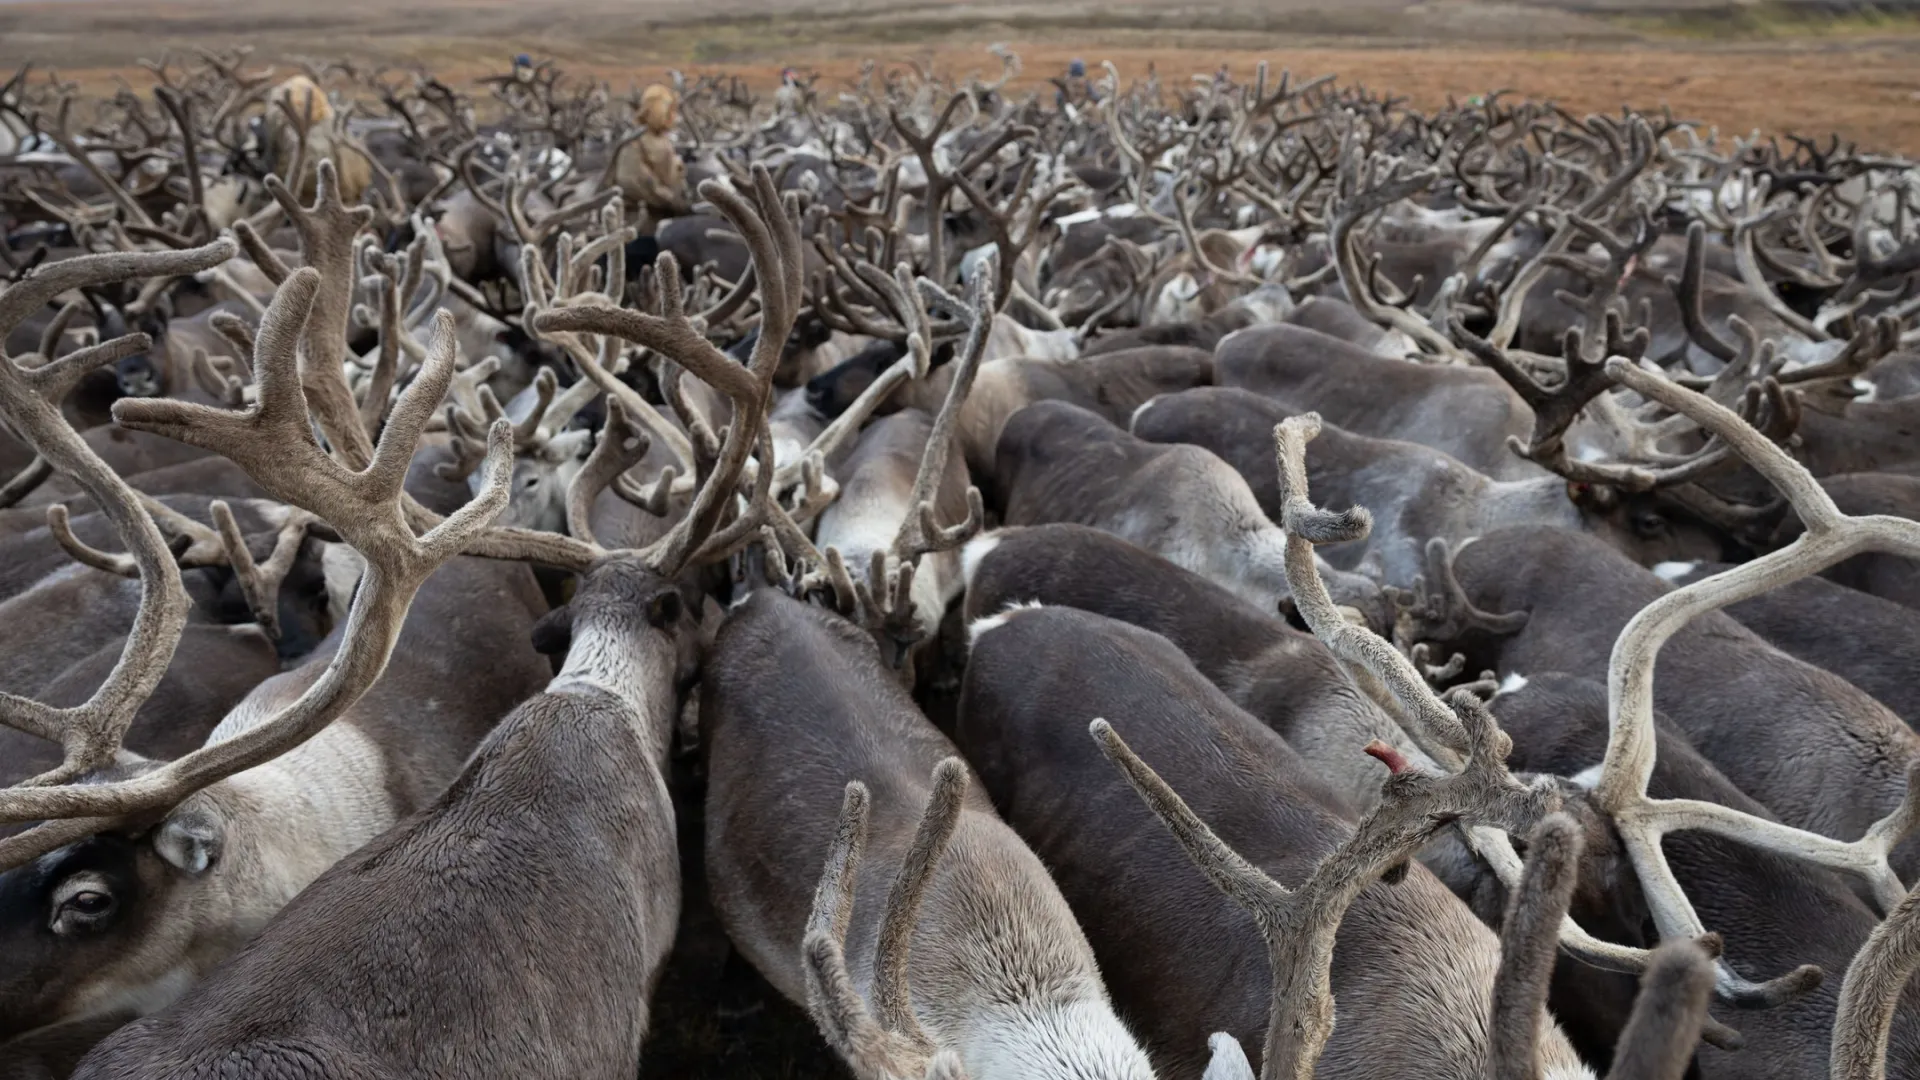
0;168;551;1050
704;591;1159;1080
1129;387;1723;586
69;165;810;1080
988;399;1388;625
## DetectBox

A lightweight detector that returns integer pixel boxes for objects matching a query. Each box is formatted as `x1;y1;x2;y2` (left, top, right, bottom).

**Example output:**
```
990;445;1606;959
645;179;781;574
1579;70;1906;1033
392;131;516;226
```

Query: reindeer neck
549;618;680;763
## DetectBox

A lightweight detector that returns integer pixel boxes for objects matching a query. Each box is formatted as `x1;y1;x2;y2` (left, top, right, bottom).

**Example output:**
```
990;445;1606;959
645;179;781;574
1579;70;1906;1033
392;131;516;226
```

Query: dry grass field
2;0;1918;152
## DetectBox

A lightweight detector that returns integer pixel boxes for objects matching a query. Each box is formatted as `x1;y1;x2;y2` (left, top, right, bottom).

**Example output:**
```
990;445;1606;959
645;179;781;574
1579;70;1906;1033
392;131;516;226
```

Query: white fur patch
1497;673;1529;696
967;601;1044;648
1651;560;1701;583
1128;396;1163;434
1202;1032;1258;1080
961;532;1005;588
1853;376;1879;403
960;1000;1156;1080
1569;763;1605;790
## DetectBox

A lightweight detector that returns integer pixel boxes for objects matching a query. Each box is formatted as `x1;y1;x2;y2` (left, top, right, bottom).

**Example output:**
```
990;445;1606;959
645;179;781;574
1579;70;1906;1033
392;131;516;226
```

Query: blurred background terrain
0;0;1917;151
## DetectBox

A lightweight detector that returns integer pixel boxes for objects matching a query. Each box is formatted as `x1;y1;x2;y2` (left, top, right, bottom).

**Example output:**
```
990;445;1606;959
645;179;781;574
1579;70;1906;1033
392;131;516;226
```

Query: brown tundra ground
1;1;1916;1077
2;0;1918;151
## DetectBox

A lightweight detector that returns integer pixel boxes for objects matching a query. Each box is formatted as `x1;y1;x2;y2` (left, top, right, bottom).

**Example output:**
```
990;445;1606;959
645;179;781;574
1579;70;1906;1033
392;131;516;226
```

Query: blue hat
515;53;533;67
1068;59;1086;78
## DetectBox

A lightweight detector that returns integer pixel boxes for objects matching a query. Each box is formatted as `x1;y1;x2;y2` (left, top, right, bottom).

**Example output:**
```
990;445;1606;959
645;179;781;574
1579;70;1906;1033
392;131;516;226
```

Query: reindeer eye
52;883;117;934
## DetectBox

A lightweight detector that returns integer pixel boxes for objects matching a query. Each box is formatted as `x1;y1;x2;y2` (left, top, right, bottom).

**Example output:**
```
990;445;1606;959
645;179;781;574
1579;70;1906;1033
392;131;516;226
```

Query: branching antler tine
799;776;948;1079
0;457;52;509
807;780;871;955
1605;942;1717;1080
1834;880;1920;1080
1091;720;1292;935
512;366;558;447
0;240;236;341
1665;222;1739;364
873;758;967;1042
358;270;403;435
785;354;917;487
210;500;313;641
1582;357;1920;998
565;397;652;547
232;220;292;286
1272;415;1469;754
47;503;136;576
892;261;990;563
1491;814;1582;1080
30;333;154;408
0;244;236;770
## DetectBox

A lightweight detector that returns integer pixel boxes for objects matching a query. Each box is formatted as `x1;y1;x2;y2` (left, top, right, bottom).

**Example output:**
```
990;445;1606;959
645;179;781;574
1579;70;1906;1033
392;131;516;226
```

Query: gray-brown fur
1081;305;1257;357
1212;322;1540;481
703;590;1155;1080
1446;526;1920;874
0;554;551;1043
957;603;1591;1080
2;625;279;794
1770;474;1920;610
962;523;1409;809
989;401;1386;626
1129;387;1722;584
1604;944;1716;1080
1485;671;1920;1079
68;556;689;1079
1283;297;1406;355
806;342;1214;486
1665;562;1920;724
1491;815;1583;1080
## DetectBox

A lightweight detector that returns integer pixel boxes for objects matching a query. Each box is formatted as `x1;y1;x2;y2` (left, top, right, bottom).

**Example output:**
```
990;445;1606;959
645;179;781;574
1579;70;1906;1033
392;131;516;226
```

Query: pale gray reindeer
703;589;1159;1080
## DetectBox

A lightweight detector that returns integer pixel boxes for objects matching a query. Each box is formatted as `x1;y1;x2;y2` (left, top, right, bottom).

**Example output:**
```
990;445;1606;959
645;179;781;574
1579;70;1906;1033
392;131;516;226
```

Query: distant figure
1056;58;1094;109
774;67;805;116
612;84;691;234
263;74;370;205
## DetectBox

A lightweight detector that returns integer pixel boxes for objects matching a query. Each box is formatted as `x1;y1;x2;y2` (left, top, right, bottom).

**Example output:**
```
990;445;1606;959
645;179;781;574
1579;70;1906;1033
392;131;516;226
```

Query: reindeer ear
647;589;683;628
1201;1033;1257;1080
153;805;224;876
530;604;574;655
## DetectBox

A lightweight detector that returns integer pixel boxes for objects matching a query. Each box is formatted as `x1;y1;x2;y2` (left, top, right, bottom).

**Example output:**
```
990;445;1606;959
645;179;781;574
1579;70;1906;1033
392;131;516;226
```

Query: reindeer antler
803;760;973;1080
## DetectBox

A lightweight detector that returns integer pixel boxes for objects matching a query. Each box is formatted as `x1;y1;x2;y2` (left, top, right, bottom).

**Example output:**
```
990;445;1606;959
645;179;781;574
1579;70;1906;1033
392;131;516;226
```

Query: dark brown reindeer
1287;357;1920;1071
1482;671;1920;1079
73;165;810;1079
1212;321;1542;481
1659;562;1920;726
1129;386;1722;587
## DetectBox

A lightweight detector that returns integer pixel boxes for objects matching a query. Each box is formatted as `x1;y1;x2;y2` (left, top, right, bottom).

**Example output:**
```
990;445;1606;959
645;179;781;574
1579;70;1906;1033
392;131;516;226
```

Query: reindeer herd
1;45;1919;1080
